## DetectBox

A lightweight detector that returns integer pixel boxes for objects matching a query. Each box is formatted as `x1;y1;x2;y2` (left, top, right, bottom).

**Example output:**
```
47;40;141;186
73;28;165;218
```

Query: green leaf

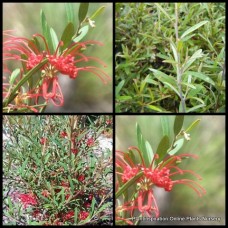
7;196;13;211
116;80;125;96
145;141;153;165
118;96;132;101
184;71;215;86
160;116;170;138
40;10;53;53
180;21;208;39
65;3;75;24
79;3;89;23
90;197;96;216
146;105;163;112
19;157;29;177
60;22;75;52
170;40;178;62
50;27;59;52
185;119;201;133
168;138;184;155
174;115;184;136
90;6;105;20
186;104;205;113
116;171;143;198
9;68;20;85
155;3;172;21
68;175;74;191
182;50;203;72
149;68;177;86
156;135;170;163
163;82;181;98
74;208;78;224
73;25;89;42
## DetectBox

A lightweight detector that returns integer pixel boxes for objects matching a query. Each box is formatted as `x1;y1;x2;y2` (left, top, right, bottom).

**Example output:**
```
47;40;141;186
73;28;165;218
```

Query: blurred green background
116;115;225;225
3;3;113;112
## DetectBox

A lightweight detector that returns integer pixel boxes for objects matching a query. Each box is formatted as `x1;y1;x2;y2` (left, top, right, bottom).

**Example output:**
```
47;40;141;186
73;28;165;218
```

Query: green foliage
3;115;113;225
116;3;225;113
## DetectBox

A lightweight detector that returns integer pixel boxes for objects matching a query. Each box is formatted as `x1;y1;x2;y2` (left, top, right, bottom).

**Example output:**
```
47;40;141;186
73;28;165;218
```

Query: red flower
71;148;78;154
106;119;112;125
116;147;206;220
78;211;89;220
18;193;37;209
78;174;85;182
86;137;95;147
61;181;69;188
88;194;93;201
60;131;68;138
3;31;110;108
65;194;71;200
40;137;47;145
84;202;91;208
62;210;75;221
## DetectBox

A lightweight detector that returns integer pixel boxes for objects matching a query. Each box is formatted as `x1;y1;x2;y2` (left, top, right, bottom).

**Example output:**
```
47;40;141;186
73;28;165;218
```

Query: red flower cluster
40;137;47;145
60;131;68;138
63;210;75;221
86;137;95;147
71;148;78;155
78;174;85;182
116;147;206;223
79;211;89;220
18;193;38;209
3;31;110;108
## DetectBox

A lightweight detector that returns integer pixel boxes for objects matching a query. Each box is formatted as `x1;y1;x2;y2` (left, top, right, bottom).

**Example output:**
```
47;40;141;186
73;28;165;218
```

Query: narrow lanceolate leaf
156;135;170;163
168;138;184;155
163;82;181;98
73;25;89;42
170;40;178;62
40;10;53;53
50;27;59;52
115;172;143;198
185;119;201;133
174;115;184;137
184;71;215;86
154;3;172;21
136;123;149;166
182;49;203;72
115;80;125;96
180;21;208;39
65;3;75;24
145;141;153;165
9;68;20;85
60;22;75;52
160;116;170;138
79;3;89;23
90;6;105;20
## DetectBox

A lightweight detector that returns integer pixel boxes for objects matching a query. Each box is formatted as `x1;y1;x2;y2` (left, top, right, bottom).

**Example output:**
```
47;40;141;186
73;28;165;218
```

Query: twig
175;3;186;113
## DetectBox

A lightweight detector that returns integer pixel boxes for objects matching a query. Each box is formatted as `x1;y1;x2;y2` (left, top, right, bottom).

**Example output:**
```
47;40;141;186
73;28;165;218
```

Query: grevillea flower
18;193;38;209
116;146;206;224
60;131;68;138
78;174;85;182
3;31;110;107
78;211;89;220
62;210;75;221
40;137;47;145
86;137;95;147
71;148;79;154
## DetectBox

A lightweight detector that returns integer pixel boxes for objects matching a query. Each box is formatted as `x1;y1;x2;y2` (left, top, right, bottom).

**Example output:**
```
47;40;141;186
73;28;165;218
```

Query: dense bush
116;3;225;113
3;115;113;225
